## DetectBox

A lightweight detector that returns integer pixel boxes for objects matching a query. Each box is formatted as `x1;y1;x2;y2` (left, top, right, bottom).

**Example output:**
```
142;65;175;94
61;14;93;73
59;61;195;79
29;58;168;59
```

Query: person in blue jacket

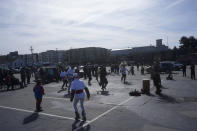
33;80;45;112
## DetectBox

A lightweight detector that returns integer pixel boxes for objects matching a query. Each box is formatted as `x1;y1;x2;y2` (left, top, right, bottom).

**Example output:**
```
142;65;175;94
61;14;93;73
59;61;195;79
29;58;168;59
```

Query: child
33;80;45;112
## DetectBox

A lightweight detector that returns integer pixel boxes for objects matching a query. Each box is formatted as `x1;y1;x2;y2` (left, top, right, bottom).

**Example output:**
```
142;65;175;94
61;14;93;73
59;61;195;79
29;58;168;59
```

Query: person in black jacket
191;64;195;80
99;66;108;91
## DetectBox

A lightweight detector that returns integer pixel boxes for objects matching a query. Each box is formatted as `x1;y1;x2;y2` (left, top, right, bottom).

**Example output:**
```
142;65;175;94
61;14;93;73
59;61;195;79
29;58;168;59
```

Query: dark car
159;62;174;72
35;66;59;84
173;62;183;71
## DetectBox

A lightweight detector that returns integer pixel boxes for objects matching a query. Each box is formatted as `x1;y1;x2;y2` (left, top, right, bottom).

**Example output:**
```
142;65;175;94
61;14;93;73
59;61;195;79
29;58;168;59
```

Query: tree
179;36;197;54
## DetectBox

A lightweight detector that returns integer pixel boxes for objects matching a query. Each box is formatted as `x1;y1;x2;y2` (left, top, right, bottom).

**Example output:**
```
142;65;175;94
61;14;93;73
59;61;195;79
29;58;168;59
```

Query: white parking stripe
74;97;134;131
0;105;90;122
44;96;68;100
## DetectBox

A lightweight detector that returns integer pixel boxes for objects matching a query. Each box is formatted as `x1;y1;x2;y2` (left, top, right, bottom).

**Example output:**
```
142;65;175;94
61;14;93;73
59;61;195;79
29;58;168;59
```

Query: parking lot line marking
0;105;90;122
74;96;134;131
44;96;68;100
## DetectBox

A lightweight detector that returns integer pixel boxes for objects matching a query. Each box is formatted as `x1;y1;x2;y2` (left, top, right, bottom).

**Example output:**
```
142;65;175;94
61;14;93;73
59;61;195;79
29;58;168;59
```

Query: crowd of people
1;62;196;121
0;67;35;91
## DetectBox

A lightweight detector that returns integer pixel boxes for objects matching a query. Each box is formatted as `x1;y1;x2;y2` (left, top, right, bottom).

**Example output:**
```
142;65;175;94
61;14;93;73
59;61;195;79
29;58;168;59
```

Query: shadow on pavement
57;88;67;93
161;86;168;89
146;93;155;97
64;93;71;98
124;81;132;85
23;112;39;124
0;86;24;93
72;120;91;131
157;94;179;104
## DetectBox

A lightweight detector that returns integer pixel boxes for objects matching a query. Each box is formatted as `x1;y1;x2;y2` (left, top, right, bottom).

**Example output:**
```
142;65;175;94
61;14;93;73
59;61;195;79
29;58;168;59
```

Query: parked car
173;62;183;71
11;68;20;74
159;61;174;72
35;66;59;84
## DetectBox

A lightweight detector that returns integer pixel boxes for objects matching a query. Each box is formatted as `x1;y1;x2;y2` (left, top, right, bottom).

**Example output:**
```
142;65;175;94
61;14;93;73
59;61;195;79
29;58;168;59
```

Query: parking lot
0;67;197;131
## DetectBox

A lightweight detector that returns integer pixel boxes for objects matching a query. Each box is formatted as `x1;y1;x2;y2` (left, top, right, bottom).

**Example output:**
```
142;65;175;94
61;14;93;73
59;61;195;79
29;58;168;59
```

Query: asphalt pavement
0;67;197;131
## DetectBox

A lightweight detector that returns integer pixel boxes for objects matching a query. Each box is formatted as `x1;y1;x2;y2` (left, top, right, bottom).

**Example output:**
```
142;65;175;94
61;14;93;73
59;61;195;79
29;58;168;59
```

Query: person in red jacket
33;80;45;112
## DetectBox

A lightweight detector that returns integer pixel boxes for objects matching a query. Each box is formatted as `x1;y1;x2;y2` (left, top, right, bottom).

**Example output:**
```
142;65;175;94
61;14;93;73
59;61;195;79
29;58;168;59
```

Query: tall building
156;39;163;47
38;50;67;64
66;47;110;64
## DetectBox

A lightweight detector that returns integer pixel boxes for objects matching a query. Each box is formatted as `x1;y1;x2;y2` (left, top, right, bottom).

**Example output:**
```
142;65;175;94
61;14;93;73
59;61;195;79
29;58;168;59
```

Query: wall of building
66;47;110;64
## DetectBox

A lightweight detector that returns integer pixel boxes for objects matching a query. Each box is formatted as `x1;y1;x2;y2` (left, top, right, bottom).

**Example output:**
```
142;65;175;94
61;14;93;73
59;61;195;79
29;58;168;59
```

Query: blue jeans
73;98;85;116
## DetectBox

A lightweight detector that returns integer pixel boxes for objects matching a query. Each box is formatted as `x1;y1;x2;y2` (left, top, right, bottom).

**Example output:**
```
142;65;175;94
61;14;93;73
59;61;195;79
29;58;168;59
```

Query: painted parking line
0;105;90;122
44;96;68;100
74;96;134;131
44;96;129;106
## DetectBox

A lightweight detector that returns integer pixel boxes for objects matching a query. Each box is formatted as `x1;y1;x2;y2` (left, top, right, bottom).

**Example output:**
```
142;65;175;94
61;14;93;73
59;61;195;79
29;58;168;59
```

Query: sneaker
82;116;86;121
75;112;80;121
35;109;43;112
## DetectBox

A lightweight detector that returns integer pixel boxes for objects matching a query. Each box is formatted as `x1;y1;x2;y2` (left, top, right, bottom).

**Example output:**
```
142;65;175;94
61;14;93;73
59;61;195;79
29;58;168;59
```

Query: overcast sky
0;0;196;54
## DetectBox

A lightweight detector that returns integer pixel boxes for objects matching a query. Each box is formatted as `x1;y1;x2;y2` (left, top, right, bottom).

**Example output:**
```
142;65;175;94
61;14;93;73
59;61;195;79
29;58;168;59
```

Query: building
38;50;67;64
111;48;132;56
0;52;24;69
156;39;163;47
20;53;38;66
66;47;110;64
111;39;169;56
156;39;168;51
132;46;156;53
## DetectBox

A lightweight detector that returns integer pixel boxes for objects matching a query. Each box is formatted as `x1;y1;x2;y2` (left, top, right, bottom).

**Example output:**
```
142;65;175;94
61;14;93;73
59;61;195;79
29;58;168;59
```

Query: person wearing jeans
70;73;90;121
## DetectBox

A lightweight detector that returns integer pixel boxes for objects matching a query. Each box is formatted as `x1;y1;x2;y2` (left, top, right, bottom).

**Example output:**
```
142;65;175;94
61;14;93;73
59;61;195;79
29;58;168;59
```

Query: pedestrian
141;65;145;75
95;65;99;81
5;73;11;91
137;63;139;71
83;65;87;80
182;64;186;77
191;64;195;80
87;65;92;85
67;66;74;93
152;63;162;95
99;66;108;91
20;67;26;87
130;65;134;75
39;68;45;84
33;80;45;112
60;69;68;90
70;73;90;121
120;65;129;84
166;68;173;80
26;68;31;84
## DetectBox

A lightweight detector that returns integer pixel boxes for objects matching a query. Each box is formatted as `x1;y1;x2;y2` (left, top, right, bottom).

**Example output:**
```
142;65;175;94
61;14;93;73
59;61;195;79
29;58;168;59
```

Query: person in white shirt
70;73;90;121
67;66;74;93
120;65;129;84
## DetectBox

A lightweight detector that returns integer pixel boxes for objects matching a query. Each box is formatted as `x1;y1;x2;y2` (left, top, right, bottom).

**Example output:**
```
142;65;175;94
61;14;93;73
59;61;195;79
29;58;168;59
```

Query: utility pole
30;46;34;66
167;36;169;47
56;48;58;64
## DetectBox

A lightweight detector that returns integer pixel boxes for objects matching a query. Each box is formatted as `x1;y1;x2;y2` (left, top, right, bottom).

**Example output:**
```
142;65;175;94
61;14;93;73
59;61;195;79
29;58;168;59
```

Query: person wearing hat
33;80;45;112
70;73;90;121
